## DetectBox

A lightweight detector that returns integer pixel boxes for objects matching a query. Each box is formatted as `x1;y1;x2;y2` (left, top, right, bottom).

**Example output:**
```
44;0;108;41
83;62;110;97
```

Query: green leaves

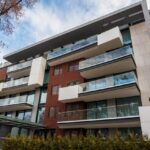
1;134;150;150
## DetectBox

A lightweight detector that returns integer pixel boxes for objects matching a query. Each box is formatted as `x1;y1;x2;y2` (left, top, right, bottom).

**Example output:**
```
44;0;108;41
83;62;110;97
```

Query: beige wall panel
130;22;150;106
28;57;46;87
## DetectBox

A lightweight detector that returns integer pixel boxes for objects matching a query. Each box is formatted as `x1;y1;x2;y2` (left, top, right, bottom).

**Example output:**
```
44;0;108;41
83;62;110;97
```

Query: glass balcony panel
47;35;97;60
79;46;133;70
3;77;29;89
81;72;136;93
58;103;139;122
7;60;32;73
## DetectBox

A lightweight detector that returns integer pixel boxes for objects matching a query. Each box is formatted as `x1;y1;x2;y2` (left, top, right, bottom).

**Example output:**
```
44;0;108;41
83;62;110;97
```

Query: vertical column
31;88;41;122
141;0;150;37
107;99;116;118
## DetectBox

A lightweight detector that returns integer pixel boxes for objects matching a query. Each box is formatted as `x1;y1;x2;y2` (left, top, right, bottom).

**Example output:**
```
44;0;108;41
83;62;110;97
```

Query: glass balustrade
79;45;133;70
7;60;32;73
3;77;29;89
80;72;136;93
0;95;33;107
47;35;97;60
58;103;139;122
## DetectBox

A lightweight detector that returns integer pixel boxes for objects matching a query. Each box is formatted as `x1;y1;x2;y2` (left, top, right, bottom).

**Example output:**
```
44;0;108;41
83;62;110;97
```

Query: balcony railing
47;35;97;60
58;103;139;122
7;60;32;73
3;77;29;89
80;72;136;94
79;45;133;70
0;95;33;107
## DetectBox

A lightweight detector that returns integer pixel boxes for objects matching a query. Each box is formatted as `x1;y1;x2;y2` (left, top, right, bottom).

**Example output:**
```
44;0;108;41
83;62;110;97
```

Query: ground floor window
116;96;140;117
86;101;107;119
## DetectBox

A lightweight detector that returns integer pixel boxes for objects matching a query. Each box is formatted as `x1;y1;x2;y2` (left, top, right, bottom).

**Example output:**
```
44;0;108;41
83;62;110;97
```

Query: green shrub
1;134;150;150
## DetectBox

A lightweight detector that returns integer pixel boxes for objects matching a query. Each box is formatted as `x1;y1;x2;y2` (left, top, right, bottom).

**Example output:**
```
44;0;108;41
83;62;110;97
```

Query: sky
0;0;150;62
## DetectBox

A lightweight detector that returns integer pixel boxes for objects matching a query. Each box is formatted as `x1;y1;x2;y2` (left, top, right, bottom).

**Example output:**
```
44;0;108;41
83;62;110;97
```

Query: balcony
7;60;32;79
0;95;33;112
3;77;29;89
57;103;140;128
47;26;123;66
79;45;136;79
0;77;30;96
59;72;140;103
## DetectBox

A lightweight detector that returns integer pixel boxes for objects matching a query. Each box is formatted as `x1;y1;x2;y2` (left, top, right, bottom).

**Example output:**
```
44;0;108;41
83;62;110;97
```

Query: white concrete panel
98;26;123;46
139;106;150;138
59;85;79;101
28;57;46;87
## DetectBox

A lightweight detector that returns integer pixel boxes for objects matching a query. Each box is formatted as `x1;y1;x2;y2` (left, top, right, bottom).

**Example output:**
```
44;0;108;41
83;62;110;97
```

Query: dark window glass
17;111;24;120
86;101;107;119
24;111;32;121
116;97;139;117
27;92;35;105
37;107;45;124
44;70;49;84
121;29;131;45
40;88;47;104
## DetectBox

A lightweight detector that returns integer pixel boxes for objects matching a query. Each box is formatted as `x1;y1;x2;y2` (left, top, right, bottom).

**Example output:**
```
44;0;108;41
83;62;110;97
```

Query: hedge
1;134;150;150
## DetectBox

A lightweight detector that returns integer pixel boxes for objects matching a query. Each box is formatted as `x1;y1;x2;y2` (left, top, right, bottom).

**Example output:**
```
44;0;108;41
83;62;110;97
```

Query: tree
0;0;37;47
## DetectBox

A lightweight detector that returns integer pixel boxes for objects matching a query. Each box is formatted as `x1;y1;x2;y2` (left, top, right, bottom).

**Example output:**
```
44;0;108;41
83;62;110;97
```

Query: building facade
0;0;150;138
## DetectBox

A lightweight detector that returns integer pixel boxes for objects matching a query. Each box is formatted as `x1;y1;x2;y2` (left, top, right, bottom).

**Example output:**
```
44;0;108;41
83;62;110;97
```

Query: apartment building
0;0;150;138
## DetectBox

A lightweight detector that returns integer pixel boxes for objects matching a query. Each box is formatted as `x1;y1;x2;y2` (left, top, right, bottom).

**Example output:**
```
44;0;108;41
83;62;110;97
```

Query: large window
116;97;140;117
40;88;47;104
44;70;49;84
52;85;60;95
17;110;32;121
37;107;45;124
69;62;79;72
17;111;24;120
53;66;62;76
27;92;34;105
86;101;107;119
121;29;131;45
24;111;32;121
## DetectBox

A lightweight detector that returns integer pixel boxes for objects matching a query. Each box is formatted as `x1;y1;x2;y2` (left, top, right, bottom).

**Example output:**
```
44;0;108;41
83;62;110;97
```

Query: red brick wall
0;68;7;82
44;59;84;132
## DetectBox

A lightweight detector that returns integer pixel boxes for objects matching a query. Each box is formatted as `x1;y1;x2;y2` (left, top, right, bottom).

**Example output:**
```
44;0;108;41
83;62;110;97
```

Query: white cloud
1;0;150;61
20;0;146;42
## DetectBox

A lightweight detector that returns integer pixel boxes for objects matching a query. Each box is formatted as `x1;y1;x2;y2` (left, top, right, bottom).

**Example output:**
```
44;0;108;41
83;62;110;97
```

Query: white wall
28;57;46;87
139;106;150;138
59;85;79;102
97;26;123;46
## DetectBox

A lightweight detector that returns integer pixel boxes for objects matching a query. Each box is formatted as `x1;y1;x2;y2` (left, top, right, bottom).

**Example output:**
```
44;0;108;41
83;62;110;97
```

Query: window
27;92;34;105
24;111;32;121
68;80;80;86
66;103;79;111
52;85;60;95
17;111;24;120
44;70;49;84
40;88;47;104
69;62;79;71
37;107;45;124
116;97;139;117
86;101;107;119
53;66;62;75
121;29;131;45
